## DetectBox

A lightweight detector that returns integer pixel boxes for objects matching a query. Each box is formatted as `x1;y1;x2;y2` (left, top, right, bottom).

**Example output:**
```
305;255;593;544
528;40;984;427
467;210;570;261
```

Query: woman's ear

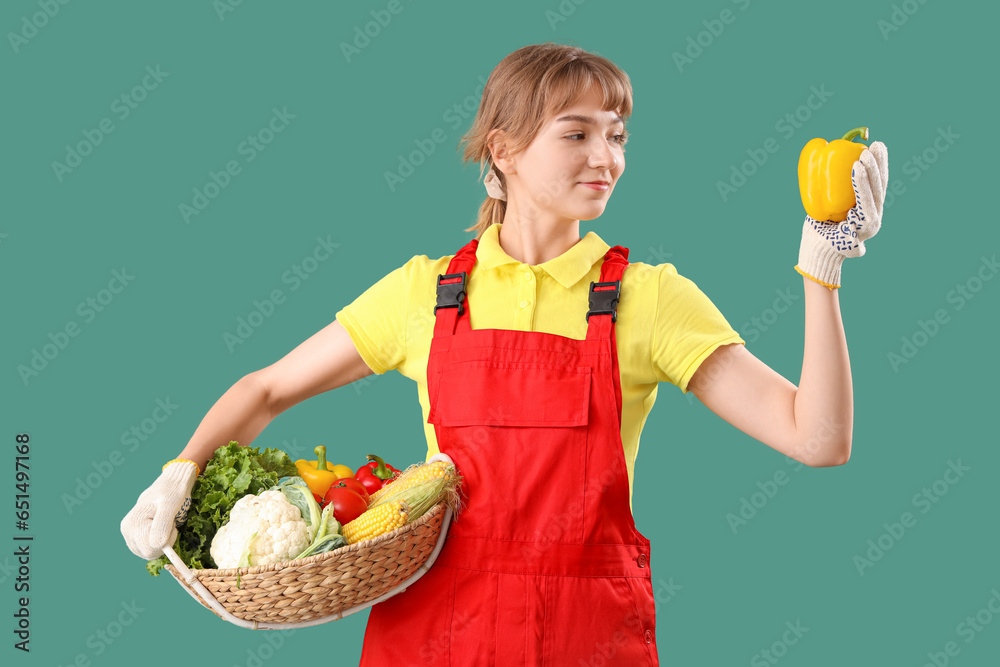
487;129;515;176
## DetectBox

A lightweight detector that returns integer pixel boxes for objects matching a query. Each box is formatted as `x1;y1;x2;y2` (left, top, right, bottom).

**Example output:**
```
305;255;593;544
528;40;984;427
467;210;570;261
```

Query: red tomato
328;477;369;505
323;482;368;525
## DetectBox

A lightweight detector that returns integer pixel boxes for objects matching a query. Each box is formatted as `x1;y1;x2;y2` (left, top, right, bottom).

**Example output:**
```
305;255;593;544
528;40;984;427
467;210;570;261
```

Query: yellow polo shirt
335;223;745;511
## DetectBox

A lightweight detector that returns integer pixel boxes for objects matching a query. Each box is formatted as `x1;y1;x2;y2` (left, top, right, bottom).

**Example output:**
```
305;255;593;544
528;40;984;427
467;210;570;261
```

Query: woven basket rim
170;500;447;578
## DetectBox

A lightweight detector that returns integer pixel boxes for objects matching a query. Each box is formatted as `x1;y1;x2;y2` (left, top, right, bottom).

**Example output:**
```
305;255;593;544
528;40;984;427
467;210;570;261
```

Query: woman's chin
575;202;608;221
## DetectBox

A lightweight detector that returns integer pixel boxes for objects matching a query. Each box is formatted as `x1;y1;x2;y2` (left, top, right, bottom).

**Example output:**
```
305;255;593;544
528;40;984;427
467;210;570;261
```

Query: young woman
121;42;888;665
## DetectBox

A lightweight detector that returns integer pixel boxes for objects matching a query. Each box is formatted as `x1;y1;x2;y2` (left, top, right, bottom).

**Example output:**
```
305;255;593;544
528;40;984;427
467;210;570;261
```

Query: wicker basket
163;453;457;629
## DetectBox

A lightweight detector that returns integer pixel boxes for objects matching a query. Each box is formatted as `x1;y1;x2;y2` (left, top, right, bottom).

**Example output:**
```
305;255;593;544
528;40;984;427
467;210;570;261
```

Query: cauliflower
210;488;312;569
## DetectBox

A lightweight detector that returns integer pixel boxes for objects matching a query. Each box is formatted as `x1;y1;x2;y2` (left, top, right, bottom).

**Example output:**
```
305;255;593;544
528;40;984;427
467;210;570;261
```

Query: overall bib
360;238;658;666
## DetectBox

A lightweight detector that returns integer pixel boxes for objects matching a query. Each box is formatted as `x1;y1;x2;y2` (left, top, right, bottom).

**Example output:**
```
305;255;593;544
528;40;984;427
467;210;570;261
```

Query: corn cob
341;500;409;544
367;460;455;505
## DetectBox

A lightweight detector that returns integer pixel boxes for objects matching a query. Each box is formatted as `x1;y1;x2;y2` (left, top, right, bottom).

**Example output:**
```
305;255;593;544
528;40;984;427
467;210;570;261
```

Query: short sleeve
335;256;418;375
651;264;745;394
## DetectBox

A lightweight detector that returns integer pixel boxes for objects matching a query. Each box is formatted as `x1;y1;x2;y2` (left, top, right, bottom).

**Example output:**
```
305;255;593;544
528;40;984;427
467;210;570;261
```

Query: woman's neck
496;219;582;266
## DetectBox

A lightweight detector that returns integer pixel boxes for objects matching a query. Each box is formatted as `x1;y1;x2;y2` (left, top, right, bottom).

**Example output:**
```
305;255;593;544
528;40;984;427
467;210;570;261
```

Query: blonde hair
458;42;633;240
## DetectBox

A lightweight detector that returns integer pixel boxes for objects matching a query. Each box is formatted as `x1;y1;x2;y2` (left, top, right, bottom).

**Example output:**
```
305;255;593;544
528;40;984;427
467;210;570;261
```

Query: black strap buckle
586;280;621;322
435;272;467;316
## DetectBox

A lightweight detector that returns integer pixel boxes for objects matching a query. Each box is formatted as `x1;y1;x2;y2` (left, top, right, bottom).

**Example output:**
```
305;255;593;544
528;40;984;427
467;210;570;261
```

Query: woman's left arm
689;140;888;467
688;277;852;468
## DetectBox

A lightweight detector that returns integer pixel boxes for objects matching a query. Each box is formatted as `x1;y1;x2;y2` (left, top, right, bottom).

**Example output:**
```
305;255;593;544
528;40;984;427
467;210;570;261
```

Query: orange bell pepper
798;127;870;222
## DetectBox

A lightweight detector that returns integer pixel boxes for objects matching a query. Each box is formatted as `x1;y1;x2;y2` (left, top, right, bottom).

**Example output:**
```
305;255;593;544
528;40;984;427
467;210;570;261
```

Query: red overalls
360;238;658;666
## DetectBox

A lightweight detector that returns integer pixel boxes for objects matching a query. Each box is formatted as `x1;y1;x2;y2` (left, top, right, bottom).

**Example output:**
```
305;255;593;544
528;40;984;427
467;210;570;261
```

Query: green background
4;0;997;665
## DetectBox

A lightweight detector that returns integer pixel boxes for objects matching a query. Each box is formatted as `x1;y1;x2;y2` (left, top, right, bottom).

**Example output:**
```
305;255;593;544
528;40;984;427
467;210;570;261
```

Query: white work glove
794;141;888;288
120;460;199;560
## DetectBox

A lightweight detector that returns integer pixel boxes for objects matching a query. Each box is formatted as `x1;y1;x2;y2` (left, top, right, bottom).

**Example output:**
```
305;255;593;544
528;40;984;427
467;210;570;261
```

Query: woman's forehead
547;106;625;126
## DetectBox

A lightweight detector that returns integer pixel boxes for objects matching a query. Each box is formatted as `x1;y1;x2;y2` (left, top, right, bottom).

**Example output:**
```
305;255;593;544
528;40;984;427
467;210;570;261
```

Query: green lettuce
145;441;297;576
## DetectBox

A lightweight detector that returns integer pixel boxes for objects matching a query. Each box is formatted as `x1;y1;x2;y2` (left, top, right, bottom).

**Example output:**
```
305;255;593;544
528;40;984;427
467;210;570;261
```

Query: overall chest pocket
428;360;592;427
428;360;593;544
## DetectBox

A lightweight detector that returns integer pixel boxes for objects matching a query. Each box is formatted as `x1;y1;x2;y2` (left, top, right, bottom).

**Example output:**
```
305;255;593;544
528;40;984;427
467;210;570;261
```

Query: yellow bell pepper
294;446;342;498
329;462;354;479
798;127;870;222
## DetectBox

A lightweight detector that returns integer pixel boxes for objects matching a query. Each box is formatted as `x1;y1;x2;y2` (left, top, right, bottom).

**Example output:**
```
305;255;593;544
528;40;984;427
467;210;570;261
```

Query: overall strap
585;245;630;429
433;238;479;337
585;245;630;341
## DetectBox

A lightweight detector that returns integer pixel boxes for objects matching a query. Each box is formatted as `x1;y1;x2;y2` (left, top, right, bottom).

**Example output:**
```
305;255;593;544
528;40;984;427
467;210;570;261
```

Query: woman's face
501;85;628;224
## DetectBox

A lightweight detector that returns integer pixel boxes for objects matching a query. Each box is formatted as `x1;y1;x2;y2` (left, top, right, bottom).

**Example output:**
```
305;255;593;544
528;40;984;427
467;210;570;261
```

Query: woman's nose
588;142;617;171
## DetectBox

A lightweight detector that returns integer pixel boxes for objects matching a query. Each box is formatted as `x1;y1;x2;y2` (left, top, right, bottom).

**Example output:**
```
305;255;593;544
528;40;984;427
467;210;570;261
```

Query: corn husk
368;461;464;521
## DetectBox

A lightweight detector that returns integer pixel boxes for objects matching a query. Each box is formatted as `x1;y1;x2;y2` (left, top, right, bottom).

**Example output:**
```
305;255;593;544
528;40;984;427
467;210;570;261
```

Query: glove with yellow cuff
120;459;199;560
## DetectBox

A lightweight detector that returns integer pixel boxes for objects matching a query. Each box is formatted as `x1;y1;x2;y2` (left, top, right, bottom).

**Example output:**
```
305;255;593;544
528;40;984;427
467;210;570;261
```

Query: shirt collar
476;223;611;289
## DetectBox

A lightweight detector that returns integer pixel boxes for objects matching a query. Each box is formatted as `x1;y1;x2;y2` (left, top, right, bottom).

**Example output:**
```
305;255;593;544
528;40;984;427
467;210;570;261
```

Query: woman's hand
794;141;889;288
120;460;198;560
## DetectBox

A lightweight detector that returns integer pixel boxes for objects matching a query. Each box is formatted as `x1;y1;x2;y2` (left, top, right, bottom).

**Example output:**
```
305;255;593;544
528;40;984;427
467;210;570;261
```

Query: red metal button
645;629;653;644
637;553;647;568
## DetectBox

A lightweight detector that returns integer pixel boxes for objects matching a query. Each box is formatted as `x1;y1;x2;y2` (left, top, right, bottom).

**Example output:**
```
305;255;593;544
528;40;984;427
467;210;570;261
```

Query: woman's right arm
175;319;374;470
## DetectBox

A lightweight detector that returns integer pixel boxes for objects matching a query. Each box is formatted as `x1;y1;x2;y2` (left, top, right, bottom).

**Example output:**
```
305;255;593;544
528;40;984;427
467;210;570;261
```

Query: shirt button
519;300;529;308
524;271;532;281
644;629;653;644
637;553;647;568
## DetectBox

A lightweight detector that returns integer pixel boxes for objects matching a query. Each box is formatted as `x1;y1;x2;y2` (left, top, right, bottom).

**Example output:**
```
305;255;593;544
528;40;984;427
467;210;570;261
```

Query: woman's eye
566;132;629;144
